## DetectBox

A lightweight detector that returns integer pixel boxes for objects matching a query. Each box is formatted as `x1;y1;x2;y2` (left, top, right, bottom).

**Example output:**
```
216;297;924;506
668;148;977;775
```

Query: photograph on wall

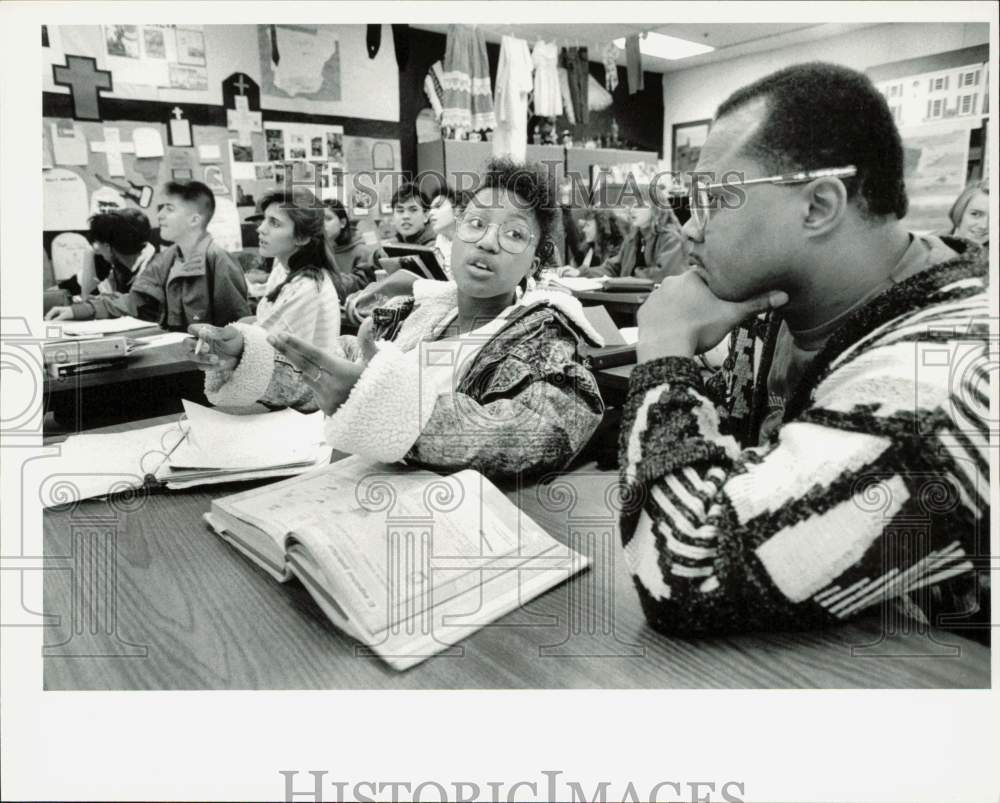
175;28;206;67
104;25;140;59
169;63;208;91
142;27;166;59
671;119;711;183
326;131;343;162
265;128;285;161
288;133;307;159
234;182;257;208
230;140;254;163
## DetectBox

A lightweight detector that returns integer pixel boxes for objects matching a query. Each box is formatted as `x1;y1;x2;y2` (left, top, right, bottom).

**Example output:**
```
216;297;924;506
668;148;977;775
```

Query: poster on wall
43;169;90;230
257;24;341;100
898;118;976;233
262;122;344;164
100;24;208;92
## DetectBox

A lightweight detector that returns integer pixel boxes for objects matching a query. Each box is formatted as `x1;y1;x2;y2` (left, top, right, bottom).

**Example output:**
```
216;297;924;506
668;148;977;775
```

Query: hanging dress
531;40;562;118
493;35;534;162
440;24;496;135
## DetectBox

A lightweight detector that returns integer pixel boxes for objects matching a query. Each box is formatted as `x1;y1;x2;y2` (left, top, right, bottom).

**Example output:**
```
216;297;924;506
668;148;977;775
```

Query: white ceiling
410;22;884;73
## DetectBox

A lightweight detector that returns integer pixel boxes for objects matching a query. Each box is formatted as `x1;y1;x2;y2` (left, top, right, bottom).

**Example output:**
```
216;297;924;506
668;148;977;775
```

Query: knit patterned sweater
618;242;991;636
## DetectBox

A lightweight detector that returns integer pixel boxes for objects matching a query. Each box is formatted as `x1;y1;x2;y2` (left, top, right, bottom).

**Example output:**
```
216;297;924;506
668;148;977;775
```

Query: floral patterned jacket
207;280;606;479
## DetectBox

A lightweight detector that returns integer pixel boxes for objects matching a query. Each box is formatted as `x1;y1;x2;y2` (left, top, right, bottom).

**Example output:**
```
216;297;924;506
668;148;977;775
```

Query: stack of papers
40;401;332;506
162;401;328;482
61;316;156;336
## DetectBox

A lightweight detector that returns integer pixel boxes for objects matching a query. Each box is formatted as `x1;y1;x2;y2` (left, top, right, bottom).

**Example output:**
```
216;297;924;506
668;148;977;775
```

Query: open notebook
205;456;590;671
42;401;332;506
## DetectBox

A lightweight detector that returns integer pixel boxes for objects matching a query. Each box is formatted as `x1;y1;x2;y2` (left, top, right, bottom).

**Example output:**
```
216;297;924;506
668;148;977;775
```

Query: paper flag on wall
50;122;89;166
90;128;135;177
43;169;89;231
51;55;112;121
50;232;93;282
198;144;221;161
132;127;165;158
206;196;242;252
227;96;262;147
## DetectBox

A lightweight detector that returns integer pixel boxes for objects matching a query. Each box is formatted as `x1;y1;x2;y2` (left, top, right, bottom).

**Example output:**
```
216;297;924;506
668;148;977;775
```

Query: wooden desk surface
42;417;989;690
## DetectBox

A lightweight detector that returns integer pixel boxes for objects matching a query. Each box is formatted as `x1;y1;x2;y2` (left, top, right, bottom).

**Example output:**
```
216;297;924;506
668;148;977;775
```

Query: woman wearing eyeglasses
190;158;606;478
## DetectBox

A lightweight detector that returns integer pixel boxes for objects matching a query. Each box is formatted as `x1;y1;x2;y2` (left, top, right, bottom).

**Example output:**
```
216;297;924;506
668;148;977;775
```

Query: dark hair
162;180;217;225
322;198;354;246
88;208;151;255
390;182;430;210
472;156;558;265
715;62;908;220
948;180;989;231
256;188;333;304
580;208;624;263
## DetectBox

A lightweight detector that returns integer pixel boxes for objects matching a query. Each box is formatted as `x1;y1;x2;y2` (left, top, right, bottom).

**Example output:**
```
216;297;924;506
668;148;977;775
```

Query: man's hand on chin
636;270;788;363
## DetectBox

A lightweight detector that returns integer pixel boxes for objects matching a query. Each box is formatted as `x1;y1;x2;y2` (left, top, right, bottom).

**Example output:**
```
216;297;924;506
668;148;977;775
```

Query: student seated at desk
561;207;623;271
44;209;158;316
189;158;606;478
322;199;376;299
365;181;437;276
246;187;340;340
341;184;468;325
574;191;688;282
47;181;250;329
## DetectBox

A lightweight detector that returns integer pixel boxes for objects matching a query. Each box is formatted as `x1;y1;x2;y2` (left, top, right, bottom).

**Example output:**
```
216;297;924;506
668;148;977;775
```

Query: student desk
44;327;204;433
40;416;989;690
573;289;648;327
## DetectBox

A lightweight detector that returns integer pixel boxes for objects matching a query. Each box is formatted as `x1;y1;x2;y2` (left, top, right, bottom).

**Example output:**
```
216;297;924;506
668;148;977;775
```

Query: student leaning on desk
187;158;606;479
46;180;250;330
618;62;990;641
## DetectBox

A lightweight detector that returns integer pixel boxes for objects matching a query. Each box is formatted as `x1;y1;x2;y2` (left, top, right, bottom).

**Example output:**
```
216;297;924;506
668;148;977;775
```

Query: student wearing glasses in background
618;63;990;641
191;158;605;479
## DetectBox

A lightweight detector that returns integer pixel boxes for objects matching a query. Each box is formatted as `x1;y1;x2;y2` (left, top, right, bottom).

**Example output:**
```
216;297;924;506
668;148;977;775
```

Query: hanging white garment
587;73;614;112
492;35;534;162
531;40;562;117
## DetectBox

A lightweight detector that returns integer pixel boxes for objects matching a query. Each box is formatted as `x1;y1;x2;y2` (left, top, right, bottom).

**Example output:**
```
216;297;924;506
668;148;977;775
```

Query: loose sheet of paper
50;122;89;166
168;400;325;470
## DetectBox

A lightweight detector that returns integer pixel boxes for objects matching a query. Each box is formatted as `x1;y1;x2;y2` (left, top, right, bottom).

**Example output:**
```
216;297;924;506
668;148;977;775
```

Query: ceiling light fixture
613;32;714;60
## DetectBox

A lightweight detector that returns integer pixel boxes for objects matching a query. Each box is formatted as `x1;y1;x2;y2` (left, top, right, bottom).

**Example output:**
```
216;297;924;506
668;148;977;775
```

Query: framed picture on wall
671;119;711;184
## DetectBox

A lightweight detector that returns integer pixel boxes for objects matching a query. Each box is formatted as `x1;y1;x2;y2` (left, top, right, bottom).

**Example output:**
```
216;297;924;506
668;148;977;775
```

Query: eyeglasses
688;166;857;237
455;214;536;255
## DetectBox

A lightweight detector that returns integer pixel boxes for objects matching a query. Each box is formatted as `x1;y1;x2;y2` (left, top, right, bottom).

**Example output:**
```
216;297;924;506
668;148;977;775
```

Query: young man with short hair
47;181;250;329
620;62;990;641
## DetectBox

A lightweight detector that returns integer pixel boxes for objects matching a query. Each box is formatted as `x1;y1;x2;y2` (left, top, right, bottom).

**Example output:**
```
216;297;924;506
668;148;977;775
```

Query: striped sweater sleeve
619;298;990;636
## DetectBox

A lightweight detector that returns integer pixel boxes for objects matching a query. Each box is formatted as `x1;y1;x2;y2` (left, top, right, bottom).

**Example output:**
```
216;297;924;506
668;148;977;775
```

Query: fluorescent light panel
613;32;714;60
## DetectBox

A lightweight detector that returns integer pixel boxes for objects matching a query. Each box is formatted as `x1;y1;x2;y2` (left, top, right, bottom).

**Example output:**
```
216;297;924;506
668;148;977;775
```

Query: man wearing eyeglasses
618;62;990;640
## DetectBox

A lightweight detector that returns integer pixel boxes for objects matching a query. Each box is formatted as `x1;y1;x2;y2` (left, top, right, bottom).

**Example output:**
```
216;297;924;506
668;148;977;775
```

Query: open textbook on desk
205;456;590;671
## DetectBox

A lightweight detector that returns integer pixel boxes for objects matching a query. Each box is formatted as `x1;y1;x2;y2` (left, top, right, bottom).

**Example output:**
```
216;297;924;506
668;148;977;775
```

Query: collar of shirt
167;232;213;281
787;232;957;352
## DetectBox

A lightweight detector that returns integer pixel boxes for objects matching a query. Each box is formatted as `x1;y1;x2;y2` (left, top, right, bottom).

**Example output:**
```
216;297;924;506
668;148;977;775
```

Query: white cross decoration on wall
227;96;262;147
89;128;135;177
